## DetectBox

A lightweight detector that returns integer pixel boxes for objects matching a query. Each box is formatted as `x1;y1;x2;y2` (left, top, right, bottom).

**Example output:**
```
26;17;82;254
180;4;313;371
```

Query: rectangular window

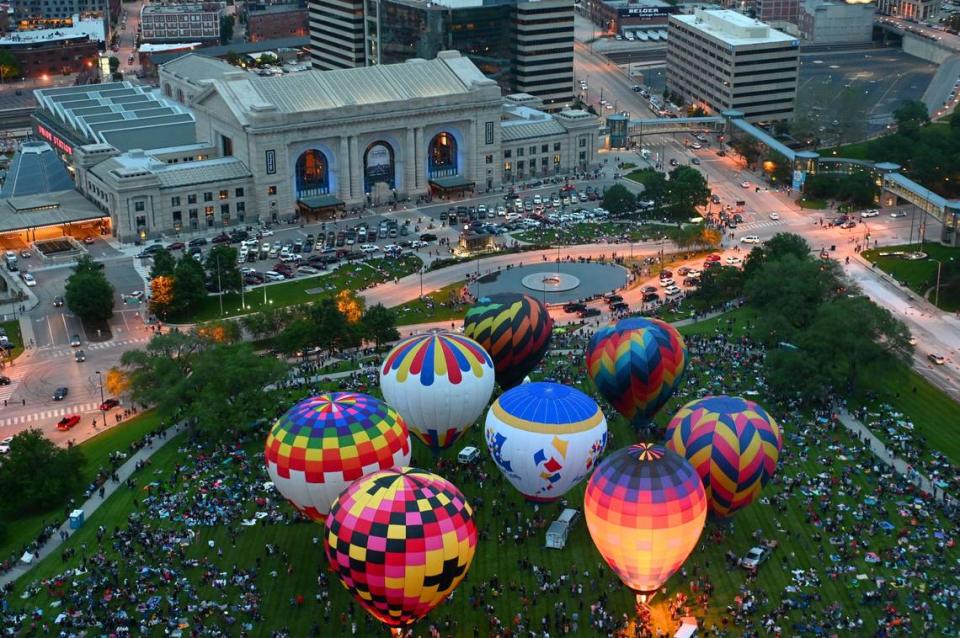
265;150;276;175
579;151;586;161
554;143;561;152
504;161;512;171
204;206;214;215
554;154;561;165
579;139;587;148
485;121;494;145
517;148;524;157
517;160;524;170
188;194;197;204
189;208;198;218
135;215;146;229
268;185;278;195
235;187;244;198
485;154;493;165
541;157;548;167
220;203;230;215
541;144;548;153
221;134;233;157
219;190;228;200
203;192;213;202
529;146;536;156
171;196;181;206
504;149;512;159
172;210;182;231
236;201;245;212
134;201;145;212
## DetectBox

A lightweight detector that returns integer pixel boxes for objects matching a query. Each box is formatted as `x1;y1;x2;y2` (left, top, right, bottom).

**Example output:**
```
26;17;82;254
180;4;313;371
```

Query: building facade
755;0;800;26
585;0;674;36
10;0;105;20
246;4;308;42
666;9;799;122
875;0;939;19
309;0;574;109
799;0;875;44
140;3;222;43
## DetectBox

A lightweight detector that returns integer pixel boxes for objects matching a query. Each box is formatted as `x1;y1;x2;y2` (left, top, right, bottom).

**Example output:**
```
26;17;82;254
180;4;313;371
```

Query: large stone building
666;9;799;122
875;0;939;20
246;3;308;42
34;51;597;242
755;0;800;27
0;14;104;79
799;0;875;44
140;3;222;43
309;0;575;109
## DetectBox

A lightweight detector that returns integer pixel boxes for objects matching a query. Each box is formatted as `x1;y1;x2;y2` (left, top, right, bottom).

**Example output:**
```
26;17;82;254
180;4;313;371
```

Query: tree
629;169;668;207
149;249;177;279
601;184;636;216
172;256;206;316
692;265;745;309
220;15;235;45
728;136;763;167
65;256;115;323
195;319;242;344
104;367;130;396
666;166;710;220
205;245;242;294
0;51;22;80
362;304;400;349
0;429;85;516
224;50;243;67
744;254;838;337
149;275;175;319
336;290;365;324
764;151;793;185
240;306;296;340
108;55;120;74
893;99;929;136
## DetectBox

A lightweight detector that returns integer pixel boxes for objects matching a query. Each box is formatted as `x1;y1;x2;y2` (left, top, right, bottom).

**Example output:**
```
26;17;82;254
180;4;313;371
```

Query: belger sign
619;5;670;18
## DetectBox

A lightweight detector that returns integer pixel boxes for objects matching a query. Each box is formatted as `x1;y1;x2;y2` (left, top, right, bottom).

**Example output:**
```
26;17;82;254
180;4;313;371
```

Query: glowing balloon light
463;293;553;390
664;395;783;518
584;443;707;601
586;317;687;428
324;468;478;632
485;381;608;502
264;392;411;522
380;332;495;452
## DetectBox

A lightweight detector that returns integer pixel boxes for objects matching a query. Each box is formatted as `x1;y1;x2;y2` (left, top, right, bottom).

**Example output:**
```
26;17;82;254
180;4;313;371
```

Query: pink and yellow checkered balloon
324;468;478;629
584;443;707;598
264;392;412;522
664;395;783;517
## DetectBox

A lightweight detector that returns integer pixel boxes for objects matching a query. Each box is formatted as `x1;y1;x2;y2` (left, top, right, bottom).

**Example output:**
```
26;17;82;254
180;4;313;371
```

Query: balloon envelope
380;332;495;452
324;467;478;628
584;443;707;596
585;317;687;427
463;293;553;389
485;381;608;501
664;395;783;517
264;392;411;521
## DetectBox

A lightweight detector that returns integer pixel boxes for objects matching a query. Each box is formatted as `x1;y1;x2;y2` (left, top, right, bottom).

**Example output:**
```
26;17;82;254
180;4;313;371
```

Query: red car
659;270;673;279
99;398;120;411
56;415;81;431
167;242;185;251
211;233;231;244
83;236;95;245
705;254;722;262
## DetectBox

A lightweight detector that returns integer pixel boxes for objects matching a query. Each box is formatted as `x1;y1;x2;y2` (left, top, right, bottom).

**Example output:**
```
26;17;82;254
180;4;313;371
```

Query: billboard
618;5;671;18
364;141;395;190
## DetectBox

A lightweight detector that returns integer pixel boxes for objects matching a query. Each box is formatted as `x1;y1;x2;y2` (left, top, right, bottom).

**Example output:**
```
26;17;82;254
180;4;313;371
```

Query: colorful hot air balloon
485;381;608;501
664;395;783;518
324;467;478;631
380;332;495;452
585;317;687;428
463;293;553;389
264;392;411;522
584;443;707;601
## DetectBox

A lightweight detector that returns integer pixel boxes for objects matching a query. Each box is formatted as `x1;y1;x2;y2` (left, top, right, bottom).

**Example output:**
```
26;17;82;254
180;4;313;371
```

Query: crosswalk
40;337;149;358
0;382;17;405
738;219;782;232
0;402;101;427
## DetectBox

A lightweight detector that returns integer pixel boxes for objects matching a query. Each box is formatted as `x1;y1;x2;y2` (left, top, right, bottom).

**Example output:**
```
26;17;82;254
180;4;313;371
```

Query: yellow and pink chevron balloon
586;318;687;429
664;395;783;518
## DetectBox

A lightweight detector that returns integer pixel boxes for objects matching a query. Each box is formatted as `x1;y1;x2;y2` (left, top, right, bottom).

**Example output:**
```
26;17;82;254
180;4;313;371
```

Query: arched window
176;88;185;104
295;149;329;196
428;132;458;178
364;141;395;191
163;83;172;97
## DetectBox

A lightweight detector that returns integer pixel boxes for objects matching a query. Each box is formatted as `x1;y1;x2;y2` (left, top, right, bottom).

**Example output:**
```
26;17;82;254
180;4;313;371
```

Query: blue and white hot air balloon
485;382;608;502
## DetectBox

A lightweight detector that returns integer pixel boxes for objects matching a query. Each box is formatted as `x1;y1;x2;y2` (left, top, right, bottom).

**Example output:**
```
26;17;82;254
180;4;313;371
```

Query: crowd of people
0;314;958;637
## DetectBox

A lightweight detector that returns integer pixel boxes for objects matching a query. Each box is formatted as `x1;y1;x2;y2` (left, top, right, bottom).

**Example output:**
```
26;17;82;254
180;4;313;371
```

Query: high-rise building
140;3;222;43
666;9;799;122
309;0;574;108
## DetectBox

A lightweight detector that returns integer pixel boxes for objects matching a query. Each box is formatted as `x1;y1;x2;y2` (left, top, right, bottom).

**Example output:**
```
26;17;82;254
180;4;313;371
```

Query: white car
768;212;780;220
0;444;8;455
861;209;880;218
665;286;683;298
20;272;36;287
725;256;743;266
497;206;507;216
264;271;286;282
297;265;319;275
382;244;399;252
740;181;751;188
360;244;379;253
691;143;702;149
259;228;274;237
686;269;702;278
659;278;676;288
740;235;761;244
533;194;542;205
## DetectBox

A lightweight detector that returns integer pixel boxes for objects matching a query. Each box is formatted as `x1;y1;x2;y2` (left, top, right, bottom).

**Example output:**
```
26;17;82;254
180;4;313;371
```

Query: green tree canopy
149;249;177;279
361;303;400;349
601;184;636;216
172;255;206;316
0;51;22;80
65;257;115;322
893;99;929;137
630;169;668;206
0;429;85;516
205;245;242;294
666;166;710;220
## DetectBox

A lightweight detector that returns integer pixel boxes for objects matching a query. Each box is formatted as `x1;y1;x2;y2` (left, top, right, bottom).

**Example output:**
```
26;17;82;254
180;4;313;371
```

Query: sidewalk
0;422;187;588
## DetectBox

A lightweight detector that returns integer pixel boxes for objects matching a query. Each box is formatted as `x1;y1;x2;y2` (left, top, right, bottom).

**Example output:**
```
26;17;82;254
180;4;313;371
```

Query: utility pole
96;370;106;426
216;253;223;316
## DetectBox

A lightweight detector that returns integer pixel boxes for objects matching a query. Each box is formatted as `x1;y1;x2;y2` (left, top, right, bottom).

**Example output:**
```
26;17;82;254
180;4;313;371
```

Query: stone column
405;127;415;196
349;136;363;202
414;127;425;190
339;137;351;201
468;120;479;184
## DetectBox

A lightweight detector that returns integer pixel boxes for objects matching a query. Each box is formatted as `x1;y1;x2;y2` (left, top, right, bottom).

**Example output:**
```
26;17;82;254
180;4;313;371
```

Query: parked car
642;292;660;303
56;415;81;431
0;375;10;385
211;233;231;244
264;271;286;282
167;242;185;251
53;387;69;401
610;301;629;312
578;307;601;318
189;238;208;247
99;398;121;411
563;302;587;313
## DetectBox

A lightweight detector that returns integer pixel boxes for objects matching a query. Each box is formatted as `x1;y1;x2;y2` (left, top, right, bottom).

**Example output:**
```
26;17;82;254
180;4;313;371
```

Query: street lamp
95;370;105;427
931;257;954;308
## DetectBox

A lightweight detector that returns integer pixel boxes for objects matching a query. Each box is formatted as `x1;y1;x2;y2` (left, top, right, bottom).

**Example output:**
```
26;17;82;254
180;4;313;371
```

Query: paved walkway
0;422;187;588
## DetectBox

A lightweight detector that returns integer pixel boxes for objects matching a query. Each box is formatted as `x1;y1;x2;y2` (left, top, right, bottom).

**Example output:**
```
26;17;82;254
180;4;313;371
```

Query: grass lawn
391;280;470;326
0;319;23;361
10;335;957;637
0;410;164;561
796;197;828;210
862;243;960;310
174;255;423;323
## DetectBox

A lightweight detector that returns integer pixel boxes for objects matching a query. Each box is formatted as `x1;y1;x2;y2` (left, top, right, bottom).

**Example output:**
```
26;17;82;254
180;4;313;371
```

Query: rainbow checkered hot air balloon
485;381;607;502
664;395;783;518
324;467;478;631
585;317;687;429
584;443;707;601
380;332;495;453
463;293;553;390
264;392;411;522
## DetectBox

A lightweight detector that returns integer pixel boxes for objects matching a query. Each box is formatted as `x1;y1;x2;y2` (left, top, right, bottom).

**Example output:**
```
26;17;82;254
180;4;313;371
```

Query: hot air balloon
380;332;495;452
585;317;687;429
264;392;411;522
462;293;553;389
664;395;783;518
584;442;707;602
324;467;478;633
485;381;607;501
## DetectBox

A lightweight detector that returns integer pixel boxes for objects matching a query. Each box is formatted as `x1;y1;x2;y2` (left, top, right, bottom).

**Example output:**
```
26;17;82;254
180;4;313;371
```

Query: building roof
501;119;567;141
150;36;309;65
0;14;104;45
161;54;236;83
248;3;306;15
671;9;797;47
0;189;105;232
187;51;499;119
0;141;75;199
34;82;196;152
142;3;220;14
89;152;251;189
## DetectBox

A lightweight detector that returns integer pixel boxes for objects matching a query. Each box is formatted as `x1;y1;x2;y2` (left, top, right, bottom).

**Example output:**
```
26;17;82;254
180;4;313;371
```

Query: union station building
31;51;600;242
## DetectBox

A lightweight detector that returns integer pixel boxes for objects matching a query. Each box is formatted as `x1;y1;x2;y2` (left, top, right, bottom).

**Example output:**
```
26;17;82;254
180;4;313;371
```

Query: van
458;446;480;464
